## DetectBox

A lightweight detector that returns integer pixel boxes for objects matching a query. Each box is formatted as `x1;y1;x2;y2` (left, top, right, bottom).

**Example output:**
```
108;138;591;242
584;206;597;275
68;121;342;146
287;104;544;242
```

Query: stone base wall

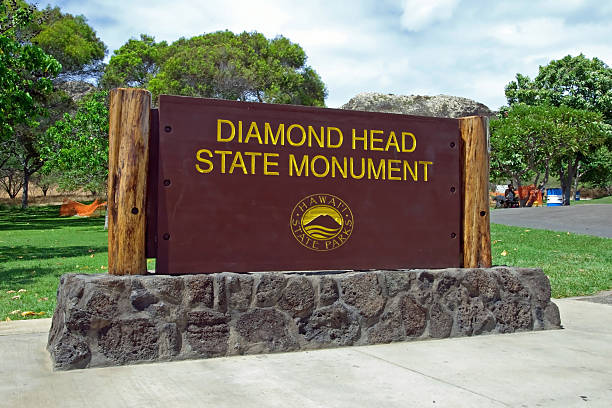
48;268;561;370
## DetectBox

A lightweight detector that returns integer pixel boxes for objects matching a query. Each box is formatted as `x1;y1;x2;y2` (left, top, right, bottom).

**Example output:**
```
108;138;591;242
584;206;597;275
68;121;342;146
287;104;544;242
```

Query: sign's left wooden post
107;88;151;275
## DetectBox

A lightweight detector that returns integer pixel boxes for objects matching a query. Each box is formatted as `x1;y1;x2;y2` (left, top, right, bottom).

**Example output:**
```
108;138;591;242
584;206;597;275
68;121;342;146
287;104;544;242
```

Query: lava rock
318;276;339;307
236;308;297;353
130;288;158;311
342;92;494;118
227;274;254;311
495;301;533;333
254;274;286;307
301;304;360;346
184;275;214;308
429;303;453;338
278;276;315;319
341;273;385;318
186;310;230;357
98;318;159;364
399;295;427;337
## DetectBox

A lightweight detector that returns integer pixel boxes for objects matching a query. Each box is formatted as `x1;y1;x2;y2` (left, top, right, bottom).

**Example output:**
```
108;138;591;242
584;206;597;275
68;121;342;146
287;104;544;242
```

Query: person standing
504;184;516;208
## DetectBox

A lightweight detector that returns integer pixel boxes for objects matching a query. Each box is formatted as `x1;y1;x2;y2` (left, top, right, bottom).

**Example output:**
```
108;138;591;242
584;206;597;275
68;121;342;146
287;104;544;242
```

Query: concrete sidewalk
1;298;611;408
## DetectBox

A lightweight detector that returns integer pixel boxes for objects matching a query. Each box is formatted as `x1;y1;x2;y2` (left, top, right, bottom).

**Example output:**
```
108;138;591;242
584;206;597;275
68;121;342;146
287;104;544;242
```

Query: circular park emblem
290;193;354;252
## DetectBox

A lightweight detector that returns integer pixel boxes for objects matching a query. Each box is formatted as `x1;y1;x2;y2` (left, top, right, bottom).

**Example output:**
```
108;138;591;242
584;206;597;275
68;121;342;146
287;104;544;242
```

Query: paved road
1;299;611;407
576;290;612;305
490;204;612;238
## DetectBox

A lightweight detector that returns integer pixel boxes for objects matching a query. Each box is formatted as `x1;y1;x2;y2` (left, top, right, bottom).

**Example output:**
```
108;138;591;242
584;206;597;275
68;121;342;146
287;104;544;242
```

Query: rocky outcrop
342;92;494;118
55;81;96;102
48;268;561;370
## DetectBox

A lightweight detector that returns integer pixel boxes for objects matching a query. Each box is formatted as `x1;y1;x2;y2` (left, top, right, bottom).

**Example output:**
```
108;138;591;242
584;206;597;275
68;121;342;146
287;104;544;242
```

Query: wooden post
459;116;492;268
107;88;151;275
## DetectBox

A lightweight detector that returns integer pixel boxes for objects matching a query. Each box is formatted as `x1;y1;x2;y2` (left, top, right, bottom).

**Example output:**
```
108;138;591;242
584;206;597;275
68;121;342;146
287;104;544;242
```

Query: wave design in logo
304;224;341;240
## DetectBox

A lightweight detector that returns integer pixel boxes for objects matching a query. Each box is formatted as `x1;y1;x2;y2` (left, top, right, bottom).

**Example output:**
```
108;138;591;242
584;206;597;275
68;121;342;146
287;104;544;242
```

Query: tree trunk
540;161;550;190
573;162;581;200
514;178;525;207
533;171;541;188
560;159;575;206
21;168;30;209
7;179;18;199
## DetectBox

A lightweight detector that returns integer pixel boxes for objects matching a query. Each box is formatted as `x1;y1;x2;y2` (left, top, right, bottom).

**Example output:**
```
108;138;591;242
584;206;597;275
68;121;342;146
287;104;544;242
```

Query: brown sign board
149;95;462;274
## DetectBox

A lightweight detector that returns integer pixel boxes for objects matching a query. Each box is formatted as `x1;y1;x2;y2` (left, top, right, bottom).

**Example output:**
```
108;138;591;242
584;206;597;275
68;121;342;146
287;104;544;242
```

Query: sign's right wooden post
459;116;492;268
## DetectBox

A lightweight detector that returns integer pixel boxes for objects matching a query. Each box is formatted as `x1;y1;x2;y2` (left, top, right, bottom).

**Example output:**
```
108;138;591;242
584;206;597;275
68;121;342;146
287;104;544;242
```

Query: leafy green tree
1;1;106;207
103;31;327;106
491;103;610;204
5;91;72;207
0;1;59;148
574;143;612;194
0;0;62;207
100;34;166;89
502;54;612;202
32;5;107;79
1;1;105;79
40;91;109;194
505;54;612;123
490;104;549;188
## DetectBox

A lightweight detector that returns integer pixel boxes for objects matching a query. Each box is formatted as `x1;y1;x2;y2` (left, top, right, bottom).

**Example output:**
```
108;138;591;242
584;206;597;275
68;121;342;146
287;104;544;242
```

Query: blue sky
46;0;612;110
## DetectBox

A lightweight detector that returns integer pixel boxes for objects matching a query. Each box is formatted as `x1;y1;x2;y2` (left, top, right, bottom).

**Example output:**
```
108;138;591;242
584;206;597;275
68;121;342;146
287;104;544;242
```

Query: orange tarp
517;185;535;200
530;189;543;207
60;199;107;217
519;185;543;207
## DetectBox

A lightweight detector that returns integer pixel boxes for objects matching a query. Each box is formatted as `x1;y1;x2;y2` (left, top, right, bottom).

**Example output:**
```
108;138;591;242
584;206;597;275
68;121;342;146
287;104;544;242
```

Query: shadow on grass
0;266;67;288
0;245;107;262
0;266;103;289
0;206;105;231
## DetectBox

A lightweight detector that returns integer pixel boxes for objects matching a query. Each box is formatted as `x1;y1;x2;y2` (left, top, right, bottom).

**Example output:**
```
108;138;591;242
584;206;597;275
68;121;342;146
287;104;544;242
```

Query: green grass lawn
0;205;108;321
574;196;612;204
491;223;612;298
0;205;610;321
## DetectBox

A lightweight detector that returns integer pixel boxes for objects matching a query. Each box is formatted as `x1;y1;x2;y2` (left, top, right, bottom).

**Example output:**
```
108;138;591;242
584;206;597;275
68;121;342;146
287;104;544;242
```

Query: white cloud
490;18;567;48
399;0;460;31
48;0;612;111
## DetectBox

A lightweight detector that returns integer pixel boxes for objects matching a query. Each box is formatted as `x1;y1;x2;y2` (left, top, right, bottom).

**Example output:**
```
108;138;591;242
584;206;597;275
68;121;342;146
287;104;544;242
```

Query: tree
505;54;612;123
0;0;62;207
100;34;166;89
102;31;327;106
4;90;73;208
579;144;612;194
503;54;612;202
32;5;107;80
39;91;109;194
30;170;59;196
1;1;106;207
0;1;60;146
490;104;552;189
491;103;610;204
0;163;23;199
1;1;105;80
